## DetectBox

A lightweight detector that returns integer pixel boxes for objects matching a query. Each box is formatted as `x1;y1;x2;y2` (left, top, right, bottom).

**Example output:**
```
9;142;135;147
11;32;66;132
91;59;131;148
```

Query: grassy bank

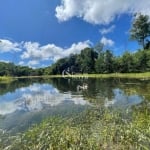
13;72;150;79
1;105;149;150
43;72;150;79
0;76;15;83
87;72;150;79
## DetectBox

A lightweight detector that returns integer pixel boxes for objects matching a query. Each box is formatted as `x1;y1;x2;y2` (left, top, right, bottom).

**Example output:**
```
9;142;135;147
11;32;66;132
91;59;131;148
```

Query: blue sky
0;0;150;68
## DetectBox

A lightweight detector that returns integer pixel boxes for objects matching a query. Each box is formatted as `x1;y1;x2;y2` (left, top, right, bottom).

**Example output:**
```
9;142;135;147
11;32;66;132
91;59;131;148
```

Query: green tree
133;50;148;72
104;50;114;73
79;48;98;73
95;50;114;73
95;53;105;73
130;14;150;49
119;51;135;73
50;58;69;75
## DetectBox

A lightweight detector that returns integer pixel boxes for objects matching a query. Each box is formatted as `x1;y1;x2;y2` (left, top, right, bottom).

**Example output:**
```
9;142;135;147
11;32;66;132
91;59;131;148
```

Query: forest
1;46;150;76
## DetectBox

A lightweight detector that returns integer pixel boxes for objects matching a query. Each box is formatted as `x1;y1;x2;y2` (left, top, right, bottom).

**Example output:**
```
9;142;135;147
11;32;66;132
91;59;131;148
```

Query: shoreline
12;72;150;79
1;72;150;81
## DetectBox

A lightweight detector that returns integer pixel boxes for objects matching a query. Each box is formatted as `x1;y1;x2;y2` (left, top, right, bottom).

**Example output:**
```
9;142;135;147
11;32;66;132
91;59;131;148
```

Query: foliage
0;50;150;77
119;52;135;73
78;48;98;73
130;14;150;49
47;48;150;75
95;50;114;73
0;103;149;150
1;48;150;76
48;48;98;75
0;62;43;77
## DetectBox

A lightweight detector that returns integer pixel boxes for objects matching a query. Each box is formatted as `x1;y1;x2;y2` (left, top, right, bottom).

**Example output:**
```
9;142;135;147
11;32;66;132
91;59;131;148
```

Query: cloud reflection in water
0;83;89;115
104;89;143;108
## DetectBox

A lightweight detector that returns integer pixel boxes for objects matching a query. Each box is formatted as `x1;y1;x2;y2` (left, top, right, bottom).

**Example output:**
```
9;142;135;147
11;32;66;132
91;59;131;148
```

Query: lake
0;77;150;134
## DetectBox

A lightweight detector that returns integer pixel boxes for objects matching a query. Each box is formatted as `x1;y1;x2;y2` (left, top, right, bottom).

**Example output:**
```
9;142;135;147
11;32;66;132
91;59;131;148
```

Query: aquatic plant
1;103;149;150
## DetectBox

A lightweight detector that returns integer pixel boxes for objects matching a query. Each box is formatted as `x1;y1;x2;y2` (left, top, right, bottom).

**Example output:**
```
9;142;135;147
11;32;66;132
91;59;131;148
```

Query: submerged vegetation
0;102;149;150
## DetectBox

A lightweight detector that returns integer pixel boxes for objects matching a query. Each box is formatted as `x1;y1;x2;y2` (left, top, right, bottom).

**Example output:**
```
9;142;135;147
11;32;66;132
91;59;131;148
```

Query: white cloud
22;42;43;60
21;40;91;64
99;25;115;35
100;36;114;47
18;61;25;66
0;39;21;52
55;0;150;24
0;38;91;68
0;60;10;63
28;60;39;66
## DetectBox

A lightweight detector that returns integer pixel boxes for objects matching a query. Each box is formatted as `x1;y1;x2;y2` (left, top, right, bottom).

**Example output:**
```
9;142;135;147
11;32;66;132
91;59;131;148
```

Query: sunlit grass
1;105;149;150
70;72;150;79
40;72;150;79
0;76;14;83
88;72;150;78
12;72;150;79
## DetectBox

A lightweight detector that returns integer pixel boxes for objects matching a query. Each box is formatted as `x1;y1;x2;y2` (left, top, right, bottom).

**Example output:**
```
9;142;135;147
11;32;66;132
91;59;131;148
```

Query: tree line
0;62;44;76
44;47;150;75
0;47;150;77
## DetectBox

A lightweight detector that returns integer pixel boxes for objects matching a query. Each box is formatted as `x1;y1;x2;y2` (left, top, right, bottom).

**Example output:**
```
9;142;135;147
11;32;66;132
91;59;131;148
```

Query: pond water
0;77;150;134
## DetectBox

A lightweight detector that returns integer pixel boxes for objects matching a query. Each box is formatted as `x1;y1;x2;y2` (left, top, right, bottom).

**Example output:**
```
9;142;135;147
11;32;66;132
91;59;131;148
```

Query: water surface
0;77;149;134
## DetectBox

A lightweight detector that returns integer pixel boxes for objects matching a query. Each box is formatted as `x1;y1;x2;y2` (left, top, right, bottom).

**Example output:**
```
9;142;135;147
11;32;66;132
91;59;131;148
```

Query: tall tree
95;53;105;73
130;14;150;49
79;48;98;73
120;52;134;73
95;50;114;73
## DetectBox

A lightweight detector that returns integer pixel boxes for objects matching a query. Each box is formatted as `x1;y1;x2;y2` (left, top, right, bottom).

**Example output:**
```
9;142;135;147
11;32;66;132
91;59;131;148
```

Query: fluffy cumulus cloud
0;38;91;68
100;36;114;47
0;39;21;52
21;40;91;65
55;0;150;24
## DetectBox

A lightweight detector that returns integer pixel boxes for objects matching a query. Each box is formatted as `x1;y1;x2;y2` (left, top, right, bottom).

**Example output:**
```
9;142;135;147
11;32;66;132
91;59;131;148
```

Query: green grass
42;72;150;79
73;72;150;79
1;105;149;150
0;76;15;83
11;72;150;79
88;72;150;79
